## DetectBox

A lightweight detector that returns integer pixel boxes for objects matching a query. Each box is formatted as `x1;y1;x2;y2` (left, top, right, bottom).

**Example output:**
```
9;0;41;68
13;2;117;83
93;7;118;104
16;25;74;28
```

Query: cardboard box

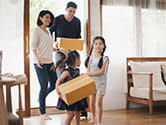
58;74;96;105
57;38;84;50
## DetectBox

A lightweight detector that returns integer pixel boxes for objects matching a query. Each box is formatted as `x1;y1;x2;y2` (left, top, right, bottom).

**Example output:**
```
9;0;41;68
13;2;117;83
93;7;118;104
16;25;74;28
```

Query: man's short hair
66;1;77;9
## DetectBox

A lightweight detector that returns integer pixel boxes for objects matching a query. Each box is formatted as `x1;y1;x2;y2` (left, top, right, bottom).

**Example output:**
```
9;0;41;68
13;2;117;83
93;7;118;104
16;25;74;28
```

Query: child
85;36;109;125
56;50;88;125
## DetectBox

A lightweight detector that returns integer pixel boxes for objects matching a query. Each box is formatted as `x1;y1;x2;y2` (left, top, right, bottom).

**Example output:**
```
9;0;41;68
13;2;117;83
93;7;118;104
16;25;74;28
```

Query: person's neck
94;52;102;58
40;25;47;30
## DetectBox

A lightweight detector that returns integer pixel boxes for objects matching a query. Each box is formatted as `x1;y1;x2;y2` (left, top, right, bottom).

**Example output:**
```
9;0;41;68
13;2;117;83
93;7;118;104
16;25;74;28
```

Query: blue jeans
34;63;57;114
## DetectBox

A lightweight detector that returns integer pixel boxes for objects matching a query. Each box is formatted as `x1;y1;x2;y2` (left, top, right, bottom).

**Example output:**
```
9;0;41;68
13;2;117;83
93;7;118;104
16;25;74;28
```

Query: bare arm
55;71;70;96
88;59;109;76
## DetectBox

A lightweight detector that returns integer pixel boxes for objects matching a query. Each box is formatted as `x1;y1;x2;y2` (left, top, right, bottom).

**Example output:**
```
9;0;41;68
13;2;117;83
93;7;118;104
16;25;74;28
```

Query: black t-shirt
50;15;81;41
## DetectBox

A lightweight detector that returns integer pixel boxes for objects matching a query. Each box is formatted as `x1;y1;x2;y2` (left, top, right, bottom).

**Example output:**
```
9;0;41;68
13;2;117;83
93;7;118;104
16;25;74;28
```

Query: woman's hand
54;41;59;49
59;48;68;54
37;59;43;69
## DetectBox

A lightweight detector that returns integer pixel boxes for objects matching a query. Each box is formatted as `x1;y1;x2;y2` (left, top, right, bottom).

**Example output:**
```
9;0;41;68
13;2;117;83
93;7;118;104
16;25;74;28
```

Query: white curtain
142;1;166;56
0;0;24;74
102;0;166;93
102;0;129;6
0;0;24;114
103;6;136;93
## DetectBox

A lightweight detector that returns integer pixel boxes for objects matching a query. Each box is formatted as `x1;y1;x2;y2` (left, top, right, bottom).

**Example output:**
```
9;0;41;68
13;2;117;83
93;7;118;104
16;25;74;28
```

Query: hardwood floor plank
24;108;166;125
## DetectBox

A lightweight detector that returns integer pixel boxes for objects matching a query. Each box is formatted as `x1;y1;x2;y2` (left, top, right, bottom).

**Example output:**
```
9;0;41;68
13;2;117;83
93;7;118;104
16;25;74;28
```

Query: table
0;76;16;125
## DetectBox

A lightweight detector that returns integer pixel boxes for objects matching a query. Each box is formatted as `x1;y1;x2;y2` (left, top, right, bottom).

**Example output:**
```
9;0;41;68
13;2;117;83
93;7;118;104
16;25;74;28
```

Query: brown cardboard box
57;38;84;50
58;74;96;105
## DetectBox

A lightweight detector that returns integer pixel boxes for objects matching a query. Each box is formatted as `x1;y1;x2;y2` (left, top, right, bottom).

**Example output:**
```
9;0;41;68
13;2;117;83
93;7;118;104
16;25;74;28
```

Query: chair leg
126;94;129;110
149;103;153;115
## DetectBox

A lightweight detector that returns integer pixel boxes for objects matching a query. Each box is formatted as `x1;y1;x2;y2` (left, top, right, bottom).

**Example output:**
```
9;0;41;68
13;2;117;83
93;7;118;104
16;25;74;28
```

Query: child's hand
56;88;62;98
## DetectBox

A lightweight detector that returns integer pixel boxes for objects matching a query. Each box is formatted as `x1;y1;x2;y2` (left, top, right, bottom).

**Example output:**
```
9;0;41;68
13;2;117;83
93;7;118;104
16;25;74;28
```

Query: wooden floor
24;108;166;125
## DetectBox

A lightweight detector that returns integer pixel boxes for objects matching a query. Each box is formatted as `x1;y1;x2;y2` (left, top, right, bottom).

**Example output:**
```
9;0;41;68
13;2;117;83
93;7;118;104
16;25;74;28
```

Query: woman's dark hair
66;1;77;9
85;36;106;69
56;51;66;69
37;10;54;27
66;50;80;67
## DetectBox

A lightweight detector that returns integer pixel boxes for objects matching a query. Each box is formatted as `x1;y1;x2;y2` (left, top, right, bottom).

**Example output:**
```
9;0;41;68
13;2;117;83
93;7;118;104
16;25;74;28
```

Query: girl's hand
56;88;62;98
37;59;43;69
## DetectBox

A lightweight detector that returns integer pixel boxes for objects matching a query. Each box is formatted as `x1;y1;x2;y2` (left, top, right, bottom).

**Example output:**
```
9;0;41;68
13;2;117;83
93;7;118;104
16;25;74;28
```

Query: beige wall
90;0;101;41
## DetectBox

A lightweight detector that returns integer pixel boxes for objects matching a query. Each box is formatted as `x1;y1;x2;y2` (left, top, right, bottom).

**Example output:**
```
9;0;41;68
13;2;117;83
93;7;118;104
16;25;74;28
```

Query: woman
31;10;57;120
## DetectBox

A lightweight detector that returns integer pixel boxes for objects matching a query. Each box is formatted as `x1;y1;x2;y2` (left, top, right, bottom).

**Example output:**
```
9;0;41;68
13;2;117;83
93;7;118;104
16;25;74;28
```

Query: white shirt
31;27;54;64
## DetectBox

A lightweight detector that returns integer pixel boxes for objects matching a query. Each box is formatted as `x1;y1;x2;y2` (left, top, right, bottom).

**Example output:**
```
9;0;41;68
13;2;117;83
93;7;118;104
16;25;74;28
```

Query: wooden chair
126;57;166;115
5;74;27;125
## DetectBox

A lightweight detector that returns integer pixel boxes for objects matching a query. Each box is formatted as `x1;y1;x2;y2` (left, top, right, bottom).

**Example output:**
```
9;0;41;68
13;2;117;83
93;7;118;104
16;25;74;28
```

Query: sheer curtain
0;0;24;74
142;1;166;56
102;0;166;99
0;0;24;113
102;3;136;94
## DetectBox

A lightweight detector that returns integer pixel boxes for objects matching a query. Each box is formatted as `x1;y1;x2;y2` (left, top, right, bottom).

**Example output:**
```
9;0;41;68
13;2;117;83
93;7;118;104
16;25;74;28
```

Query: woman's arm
32;49;43;69
88;59;109;77
31;28;43;68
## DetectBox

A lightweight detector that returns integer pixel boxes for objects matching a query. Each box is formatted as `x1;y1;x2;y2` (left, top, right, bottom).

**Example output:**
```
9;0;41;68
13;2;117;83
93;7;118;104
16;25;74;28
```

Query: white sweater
31;27;54;64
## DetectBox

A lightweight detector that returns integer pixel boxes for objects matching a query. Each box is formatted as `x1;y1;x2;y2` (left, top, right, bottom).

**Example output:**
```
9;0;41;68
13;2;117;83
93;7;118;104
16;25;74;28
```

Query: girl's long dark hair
85;36;106;69
66;50;80;67
56;51;66;69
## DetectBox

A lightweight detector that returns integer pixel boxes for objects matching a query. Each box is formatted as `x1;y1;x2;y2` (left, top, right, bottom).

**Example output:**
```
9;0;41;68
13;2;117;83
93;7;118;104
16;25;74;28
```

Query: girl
56;50;88;125
85;36;109;125
31;10;57;120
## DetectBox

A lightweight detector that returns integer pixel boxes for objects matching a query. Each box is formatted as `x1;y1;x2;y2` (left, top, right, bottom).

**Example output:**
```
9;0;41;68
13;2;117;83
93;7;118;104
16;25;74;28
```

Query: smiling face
65;7;76;19
93;39;105;54
40;13;51;27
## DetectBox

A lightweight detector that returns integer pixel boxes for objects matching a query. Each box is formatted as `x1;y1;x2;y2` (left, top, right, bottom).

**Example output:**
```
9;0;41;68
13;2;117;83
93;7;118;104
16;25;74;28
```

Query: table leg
0;85;8;125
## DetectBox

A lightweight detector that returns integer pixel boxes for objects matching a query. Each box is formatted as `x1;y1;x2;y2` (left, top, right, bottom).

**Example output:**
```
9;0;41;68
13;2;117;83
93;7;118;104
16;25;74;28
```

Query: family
31;1;109;125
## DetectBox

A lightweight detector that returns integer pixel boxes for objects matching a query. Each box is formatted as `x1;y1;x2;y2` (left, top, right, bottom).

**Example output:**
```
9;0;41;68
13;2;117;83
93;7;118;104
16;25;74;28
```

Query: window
30;0;86;108
142;9;166;56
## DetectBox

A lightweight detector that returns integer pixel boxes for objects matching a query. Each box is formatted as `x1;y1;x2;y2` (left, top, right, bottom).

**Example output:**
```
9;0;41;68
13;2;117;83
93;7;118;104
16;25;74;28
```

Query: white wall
90;0;137;110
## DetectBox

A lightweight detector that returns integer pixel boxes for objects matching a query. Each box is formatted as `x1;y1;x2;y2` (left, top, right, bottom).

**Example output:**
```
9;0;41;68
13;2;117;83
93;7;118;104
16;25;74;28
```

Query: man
50;1;87;118
50;1;81;41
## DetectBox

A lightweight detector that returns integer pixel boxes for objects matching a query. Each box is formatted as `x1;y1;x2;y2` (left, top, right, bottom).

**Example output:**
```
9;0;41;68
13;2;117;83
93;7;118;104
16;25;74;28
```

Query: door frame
23;0;91;117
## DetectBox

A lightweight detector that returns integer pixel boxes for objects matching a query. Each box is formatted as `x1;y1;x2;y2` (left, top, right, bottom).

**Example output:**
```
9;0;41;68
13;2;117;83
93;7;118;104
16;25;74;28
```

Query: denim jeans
34;63;57;114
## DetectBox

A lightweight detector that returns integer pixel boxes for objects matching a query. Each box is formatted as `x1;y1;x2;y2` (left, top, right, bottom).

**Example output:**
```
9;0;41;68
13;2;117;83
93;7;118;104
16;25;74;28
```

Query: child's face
93;39;104;54
75;58;81;67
